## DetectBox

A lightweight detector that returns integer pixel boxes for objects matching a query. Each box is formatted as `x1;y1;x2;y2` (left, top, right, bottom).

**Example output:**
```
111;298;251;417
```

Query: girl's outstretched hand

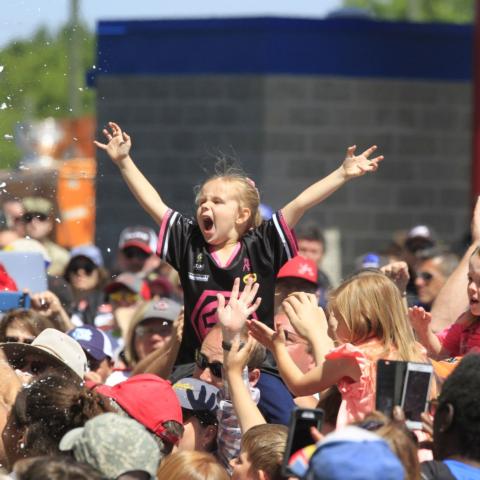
408;306;432;332
282;292;328;340
247;319;286;351
342;145;384;179
94;121;132;165
217;277;261;340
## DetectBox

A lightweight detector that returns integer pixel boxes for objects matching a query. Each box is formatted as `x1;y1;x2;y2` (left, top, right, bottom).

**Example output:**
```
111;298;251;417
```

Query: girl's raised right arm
94;121;169;225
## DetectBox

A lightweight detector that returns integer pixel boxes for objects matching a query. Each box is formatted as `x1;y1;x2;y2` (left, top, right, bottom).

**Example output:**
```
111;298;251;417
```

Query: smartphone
401;362;433;430
282;407;324;477
375;359;407;417
0;292;31;312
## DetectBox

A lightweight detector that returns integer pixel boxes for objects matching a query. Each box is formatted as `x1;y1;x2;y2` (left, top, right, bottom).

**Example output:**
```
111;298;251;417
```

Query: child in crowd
409;245;480;359
95;121;383;362
249;270;427;426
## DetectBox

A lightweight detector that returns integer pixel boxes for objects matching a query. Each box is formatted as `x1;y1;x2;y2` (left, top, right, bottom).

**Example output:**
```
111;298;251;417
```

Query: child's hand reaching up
223;336;257;375
282;292;329;340
217;277;261;343
248;319;286;352
381;261;409;297
94;121;132;165
342;145;384;179
408;306;432;332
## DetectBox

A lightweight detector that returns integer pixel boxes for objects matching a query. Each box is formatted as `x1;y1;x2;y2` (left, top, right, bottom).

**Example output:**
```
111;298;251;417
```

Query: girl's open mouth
203;217;214;233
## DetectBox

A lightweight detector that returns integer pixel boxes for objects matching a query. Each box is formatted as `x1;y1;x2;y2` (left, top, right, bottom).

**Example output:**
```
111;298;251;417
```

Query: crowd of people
0;121;478;479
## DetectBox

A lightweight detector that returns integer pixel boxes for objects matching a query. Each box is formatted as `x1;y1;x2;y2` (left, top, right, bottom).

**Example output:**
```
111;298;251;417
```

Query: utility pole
406;0;422;21
68;0;80;117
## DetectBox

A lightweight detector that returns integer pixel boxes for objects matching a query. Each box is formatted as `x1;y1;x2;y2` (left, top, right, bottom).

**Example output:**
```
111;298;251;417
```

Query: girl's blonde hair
157;451;229;480
195;163;262;230
328;270;423;361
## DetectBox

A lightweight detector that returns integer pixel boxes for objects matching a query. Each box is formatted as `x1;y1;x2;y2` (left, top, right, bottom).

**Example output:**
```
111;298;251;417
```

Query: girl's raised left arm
280;145;383;228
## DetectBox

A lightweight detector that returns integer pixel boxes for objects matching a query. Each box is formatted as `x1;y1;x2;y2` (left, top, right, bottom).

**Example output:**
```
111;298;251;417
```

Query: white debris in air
0;66;4;73
107;247;111;253
0;182;6;188
0;103;7;110
55;218;61;223
3;134;13;140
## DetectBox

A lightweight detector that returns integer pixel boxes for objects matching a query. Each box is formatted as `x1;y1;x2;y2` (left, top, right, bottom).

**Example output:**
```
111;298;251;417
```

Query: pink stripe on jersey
278;210;298;256
209;242;241;268
157;209;173;257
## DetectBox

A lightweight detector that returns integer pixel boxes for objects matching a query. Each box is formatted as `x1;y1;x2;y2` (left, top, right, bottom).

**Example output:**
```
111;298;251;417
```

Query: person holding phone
249;270;428;427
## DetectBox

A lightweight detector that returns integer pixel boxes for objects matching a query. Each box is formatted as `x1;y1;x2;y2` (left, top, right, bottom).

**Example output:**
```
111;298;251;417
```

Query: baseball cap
22;196;53;216
140;298;182;324
173;378;219;414
118;226;157;255
70;245;104;268
95;374;182;444
405;225;436;253
298;426;404;480
277;256;318;285
361;253;381;269
60;412;160;479
104;273;143;295
68;325;113;361
259;203;273;220
0;328;88;379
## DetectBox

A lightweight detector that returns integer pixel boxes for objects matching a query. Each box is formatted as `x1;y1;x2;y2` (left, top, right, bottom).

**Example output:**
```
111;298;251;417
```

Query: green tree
0;24;95;169
343;0;475;23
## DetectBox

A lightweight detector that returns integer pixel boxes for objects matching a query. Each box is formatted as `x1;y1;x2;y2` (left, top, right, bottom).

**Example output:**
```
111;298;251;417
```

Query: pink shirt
436;319;480;356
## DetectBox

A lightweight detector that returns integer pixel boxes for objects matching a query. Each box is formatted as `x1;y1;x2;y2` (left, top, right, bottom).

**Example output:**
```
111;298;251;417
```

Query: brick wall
96;74;472;274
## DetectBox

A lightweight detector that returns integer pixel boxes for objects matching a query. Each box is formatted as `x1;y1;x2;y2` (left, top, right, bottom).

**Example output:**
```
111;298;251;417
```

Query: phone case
281;408;324;477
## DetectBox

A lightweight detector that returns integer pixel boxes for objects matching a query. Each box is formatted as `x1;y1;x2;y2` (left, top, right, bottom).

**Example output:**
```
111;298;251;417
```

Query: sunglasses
22;213;49;223
417;271;434;282
4;336;34;344
195;350;223;378
123;247;150;260
68;261;97;275
182;408;217;426
135;323;172;337
109;291;140;304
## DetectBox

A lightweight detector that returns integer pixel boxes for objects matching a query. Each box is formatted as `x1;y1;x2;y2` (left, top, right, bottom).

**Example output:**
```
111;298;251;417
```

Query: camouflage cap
21;196;53;216
59;413;160;479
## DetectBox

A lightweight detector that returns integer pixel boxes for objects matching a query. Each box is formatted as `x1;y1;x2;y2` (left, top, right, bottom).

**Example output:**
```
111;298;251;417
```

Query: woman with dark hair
63;245;111;326
0;309;55;344
1;374;114;470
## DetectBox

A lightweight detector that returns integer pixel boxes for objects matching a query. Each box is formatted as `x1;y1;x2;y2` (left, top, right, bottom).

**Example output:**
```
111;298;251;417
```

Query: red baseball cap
95;374;182;444
277;255;318;285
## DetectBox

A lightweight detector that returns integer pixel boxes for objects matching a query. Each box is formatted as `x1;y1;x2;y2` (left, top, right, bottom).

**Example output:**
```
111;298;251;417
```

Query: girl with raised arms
95;121;383;362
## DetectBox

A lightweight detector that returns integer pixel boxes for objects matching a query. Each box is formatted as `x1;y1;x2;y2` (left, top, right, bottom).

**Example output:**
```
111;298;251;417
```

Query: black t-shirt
157;209;297;363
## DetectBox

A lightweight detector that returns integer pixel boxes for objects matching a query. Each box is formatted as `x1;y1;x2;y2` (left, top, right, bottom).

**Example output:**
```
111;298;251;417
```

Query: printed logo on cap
153;300;169;311
71;328;94;342
297;262;314;278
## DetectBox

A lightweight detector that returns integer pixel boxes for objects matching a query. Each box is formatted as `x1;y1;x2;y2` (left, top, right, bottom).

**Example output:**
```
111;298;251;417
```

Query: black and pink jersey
157;209;298;364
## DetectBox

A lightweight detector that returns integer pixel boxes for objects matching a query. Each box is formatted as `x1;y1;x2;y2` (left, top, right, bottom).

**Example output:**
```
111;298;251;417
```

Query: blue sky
0;0;343;48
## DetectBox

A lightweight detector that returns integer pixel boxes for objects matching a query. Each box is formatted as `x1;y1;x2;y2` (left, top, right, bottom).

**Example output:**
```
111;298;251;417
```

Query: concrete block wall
96;74;472;274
